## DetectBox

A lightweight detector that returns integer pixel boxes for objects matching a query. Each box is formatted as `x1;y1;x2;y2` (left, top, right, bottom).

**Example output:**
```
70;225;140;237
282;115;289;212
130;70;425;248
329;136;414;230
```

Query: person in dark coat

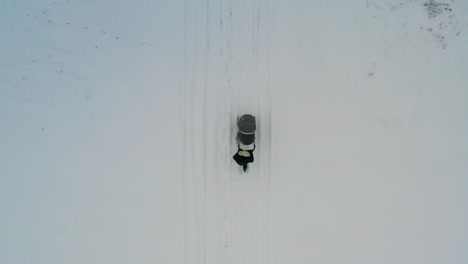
233;144;256;172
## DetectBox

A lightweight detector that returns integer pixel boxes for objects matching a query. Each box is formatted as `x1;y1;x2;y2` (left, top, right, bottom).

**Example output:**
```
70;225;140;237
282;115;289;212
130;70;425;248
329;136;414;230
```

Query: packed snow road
183;1;272;263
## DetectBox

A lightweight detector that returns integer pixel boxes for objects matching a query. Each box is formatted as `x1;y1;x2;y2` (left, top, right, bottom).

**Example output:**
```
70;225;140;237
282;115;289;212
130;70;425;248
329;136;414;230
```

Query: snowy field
1;0;468;264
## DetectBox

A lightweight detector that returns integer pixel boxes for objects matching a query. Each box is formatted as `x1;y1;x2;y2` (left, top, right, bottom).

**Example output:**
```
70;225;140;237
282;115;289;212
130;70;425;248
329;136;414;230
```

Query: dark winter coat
233;144;256;167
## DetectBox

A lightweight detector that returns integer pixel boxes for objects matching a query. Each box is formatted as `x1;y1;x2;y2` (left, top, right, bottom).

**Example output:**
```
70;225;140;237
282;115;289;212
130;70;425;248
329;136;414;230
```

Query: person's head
238;150;250;157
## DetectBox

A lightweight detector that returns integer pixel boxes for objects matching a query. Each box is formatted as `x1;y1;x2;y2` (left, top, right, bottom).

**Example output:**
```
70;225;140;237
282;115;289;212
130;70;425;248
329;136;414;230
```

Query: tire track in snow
183;1;272;263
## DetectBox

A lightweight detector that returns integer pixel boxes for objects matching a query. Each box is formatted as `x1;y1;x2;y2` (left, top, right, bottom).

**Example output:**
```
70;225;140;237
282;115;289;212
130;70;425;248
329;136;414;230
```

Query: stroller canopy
238;114;256;134
238;114;256;145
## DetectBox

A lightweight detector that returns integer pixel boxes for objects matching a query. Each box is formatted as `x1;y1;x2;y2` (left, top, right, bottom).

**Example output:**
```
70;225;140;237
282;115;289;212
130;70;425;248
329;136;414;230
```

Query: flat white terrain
1;1;467;264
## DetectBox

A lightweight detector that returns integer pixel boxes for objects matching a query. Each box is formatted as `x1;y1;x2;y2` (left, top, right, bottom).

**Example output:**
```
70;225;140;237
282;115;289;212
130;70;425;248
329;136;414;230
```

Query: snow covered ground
1;1;185;263
1;0;467;264
270;1;468;263
183;1;271;263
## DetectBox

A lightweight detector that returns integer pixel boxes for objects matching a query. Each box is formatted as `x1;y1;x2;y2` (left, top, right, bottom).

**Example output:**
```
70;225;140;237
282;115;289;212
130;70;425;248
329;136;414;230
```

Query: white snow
1;0;467;264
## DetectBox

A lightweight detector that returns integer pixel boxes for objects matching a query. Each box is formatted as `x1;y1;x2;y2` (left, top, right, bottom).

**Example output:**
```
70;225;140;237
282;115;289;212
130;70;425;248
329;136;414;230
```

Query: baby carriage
234;114;256;172
236;114;256;146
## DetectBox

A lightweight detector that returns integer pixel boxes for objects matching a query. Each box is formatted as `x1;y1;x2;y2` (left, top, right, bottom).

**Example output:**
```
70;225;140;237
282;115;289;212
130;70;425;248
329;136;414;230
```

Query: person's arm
253;144;256;151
